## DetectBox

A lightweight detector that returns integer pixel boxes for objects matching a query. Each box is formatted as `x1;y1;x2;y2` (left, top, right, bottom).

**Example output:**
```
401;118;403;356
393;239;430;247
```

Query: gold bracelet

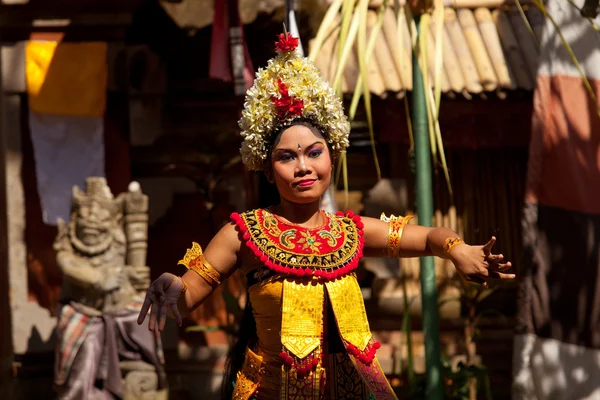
178;242;221;289
443;237;465;255
381;213;413;258
178;276;188;294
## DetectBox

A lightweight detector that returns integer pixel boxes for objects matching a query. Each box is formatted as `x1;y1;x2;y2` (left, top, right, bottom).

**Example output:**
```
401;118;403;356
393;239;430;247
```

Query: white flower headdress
238;32;350;171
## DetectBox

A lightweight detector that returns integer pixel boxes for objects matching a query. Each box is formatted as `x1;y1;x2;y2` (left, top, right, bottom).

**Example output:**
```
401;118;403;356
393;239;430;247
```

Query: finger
486;253;504;262
158;303;168;331
482;236;497;254
154;286;166;304
495;261;512;271
137;292;153;325
466;274;486;285
171;303;183;327
148;295;160;332
488;271;516;280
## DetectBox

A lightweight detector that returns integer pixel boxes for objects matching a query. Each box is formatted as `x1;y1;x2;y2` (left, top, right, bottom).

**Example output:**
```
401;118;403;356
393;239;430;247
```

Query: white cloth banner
29;111;105;225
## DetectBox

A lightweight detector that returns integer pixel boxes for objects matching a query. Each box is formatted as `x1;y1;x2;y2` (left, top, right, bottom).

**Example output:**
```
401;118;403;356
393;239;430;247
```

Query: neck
273;198;322;228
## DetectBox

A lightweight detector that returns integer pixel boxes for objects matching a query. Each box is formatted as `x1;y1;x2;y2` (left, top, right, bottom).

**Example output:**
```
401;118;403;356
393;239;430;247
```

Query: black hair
220;297;257;400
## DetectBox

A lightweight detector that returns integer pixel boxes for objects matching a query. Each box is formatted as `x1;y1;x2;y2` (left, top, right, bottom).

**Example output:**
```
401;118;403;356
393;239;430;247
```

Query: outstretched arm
361;216;514;285
138;221;242;331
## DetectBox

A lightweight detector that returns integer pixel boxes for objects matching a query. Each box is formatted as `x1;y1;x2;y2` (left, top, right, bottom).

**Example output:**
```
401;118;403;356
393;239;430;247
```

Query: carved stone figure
54;177;167;400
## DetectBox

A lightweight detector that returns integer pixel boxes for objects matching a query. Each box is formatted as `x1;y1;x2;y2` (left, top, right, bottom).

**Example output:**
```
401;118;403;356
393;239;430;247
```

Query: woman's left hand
449;236;515;287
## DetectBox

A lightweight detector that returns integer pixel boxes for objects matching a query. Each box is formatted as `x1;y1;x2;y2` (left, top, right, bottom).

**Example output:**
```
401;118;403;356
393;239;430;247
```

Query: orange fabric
26;41;107;117
526;74;600;214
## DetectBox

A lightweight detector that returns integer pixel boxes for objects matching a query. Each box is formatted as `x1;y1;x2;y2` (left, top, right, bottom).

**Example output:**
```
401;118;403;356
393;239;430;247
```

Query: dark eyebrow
273;141;324;154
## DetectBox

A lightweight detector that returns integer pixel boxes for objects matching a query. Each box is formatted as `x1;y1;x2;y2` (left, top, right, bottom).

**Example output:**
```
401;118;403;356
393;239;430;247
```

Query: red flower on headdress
271;79;303;120
275;32;299;53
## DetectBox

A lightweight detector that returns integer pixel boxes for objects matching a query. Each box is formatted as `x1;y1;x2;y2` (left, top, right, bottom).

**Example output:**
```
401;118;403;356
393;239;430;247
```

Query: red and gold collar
230;209;365;281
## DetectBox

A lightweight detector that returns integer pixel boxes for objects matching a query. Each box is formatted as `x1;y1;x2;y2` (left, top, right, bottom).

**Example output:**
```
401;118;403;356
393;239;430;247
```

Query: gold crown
238;32;350;171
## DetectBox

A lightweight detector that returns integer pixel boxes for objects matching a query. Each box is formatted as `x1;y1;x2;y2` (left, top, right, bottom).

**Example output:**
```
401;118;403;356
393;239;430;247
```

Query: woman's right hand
137;272;184;331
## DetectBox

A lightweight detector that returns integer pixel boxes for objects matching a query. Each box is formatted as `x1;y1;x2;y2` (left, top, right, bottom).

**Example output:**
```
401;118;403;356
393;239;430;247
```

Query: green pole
411;14;444;400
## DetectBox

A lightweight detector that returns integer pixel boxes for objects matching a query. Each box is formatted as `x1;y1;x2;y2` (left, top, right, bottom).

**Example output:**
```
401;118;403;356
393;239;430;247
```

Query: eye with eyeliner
275;151;294;162
308;149;322;158
273;142;325;162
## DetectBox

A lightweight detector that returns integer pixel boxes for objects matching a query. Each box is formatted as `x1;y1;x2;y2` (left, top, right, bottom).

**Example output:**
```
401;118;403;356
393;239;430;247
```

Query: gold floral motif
297;231;322;253
263;214;282;237
281;279;324;359
325;274;371;351
329;217;343;239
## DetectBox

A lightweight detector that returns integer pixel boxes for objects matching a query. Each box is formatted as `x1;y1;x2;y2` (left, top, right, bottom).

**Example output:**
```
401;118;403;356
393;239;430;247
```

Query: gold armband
443;237;465;255
178;242;221;288
381;213;413;258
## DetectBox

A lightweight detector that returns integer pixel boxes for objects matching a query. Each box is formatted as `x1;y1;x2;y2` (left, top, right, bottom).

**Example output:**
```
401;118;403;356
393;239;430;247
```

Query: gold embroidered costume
224;209;398;400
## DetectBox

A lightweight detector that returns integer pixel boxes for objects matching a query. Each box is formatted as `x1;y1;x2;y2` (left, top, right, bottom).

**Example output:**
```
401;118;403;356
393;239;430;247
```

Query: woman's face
269;124;332;204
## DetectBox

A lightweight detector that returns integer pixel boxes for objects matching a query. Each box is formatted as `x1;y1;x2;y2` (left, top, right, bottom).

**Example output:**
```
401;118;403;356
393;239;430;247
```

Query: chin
283;188;324;204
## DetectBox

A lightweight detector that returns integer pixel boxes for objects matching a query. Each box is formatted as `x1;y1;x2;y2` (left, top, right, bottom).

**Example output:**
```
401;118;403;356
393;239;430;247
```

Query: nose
88;201;100;221
295;155;311;176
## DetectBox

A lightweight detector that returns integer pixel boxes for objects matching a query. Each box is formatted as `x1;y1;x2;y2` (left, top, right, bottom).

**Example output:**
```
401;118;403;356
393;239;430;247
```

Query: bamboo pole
343;43;361;92
309;16;341;83
441;22;467;93
444;8;483;93
493;9;534;90
412;14;443;400
371;0;535;7
443;0;535;7
382;7;413;90
474;8;514;89
427;21;451;93
365;10;388;97
372;11;404;91
457;8;498;91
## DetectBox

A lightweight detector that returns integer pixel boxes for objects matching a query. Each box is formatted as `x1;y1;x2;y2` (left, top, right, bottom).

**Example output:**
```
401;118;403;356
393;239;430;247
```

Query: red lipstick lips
296;179;316;187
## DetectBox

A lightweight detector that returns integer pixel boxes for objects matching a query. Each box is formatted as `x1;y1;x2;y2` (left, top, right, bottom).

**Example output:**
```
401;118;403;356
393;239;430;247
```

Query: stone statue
54;177;167;400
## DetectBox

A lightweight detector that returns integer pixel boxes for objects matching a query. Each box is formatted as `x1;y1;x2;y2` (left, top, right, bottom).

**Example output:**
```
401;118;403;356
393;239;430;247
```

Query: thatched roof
311;3;542;97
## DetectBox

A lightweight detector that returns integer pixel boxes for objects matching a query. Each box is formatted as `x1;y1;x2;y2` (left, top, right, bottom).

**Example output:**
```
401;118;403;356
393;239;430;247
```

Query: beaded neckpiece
230;209;365;281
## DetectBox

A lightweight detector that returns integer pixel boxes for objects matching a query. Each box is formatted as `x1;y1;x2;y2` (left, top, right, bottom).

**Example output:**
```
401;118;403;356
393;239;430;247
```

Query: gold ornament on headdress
238;31;350;171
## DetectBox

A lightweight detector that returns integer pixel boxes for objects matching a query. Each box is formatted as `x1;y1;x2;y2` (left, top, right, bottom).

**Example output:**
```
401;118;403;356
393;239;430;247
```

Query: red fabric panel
525;75;600;215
